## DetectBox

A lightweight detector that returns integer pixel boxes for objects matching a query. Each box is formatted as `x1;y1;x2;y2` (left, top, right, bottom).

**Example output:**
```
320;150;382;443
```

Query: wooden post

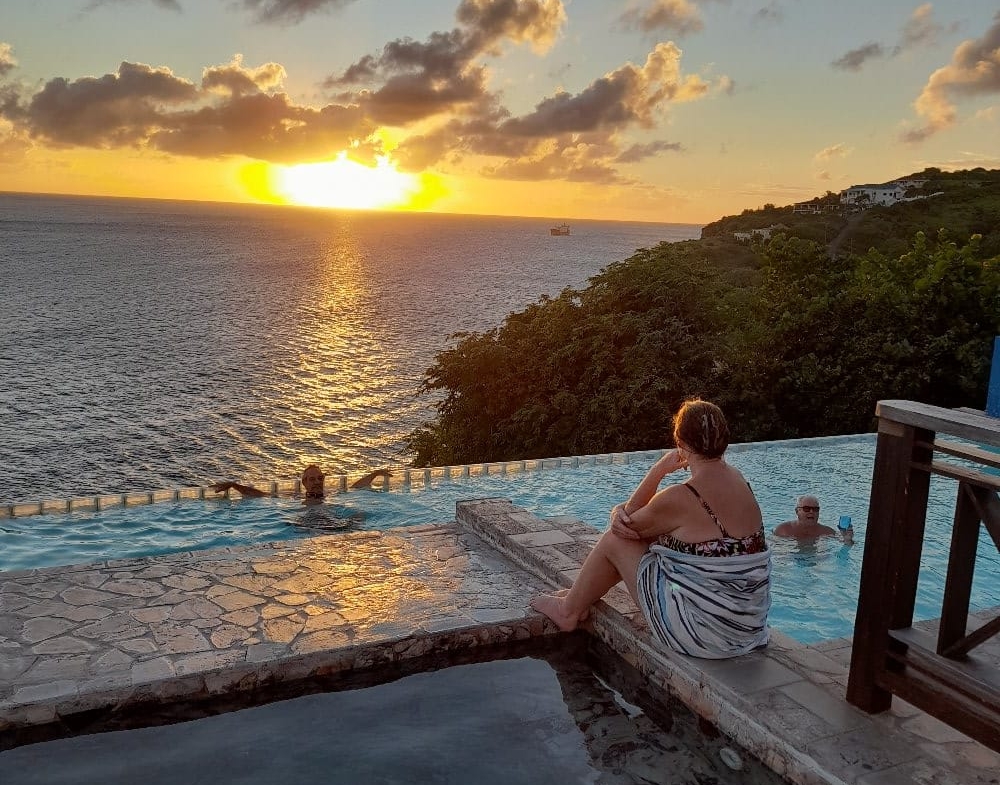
847;419;914;711
937;483;981;655
988;336;1000;418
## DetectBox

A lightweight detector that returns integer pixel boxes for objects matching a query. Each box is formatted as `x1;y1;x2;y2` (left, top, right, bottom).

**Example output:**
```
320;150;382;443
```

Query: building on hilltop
840;183;906;208
792;202;823;214
732;223;787;243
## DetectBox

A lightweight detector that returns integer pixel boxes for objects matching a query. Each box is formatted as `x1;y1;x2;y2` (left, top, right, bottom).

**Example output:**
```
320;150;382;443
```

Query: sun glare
274;154;418;210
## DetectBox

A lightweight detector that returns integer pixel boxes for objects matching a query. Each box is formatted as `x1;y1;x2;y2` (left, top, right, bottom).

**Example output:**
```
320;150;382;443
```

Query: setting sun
273;154;418;210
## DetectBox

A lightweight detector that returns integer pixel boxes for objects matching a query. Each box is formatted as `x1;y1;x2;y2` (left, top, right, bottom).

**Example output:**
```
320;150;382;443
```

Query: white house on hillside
733;224;786;242
840;183;906;207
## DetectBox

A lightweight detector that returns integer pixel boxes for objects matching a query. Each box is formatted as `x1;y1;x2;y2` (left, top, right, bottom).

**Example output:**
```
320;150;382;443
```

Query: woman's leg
530;529;649;631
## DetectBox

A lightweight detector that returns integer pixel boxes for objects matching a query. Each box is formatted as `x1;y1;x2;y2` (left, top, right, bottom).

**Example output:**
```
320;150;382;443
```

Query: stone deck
2;500;998;784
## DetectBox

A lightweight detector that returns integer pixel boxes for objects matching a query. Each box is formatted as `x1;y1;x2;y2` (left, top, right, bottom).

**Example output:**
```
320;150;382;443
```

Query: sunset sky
1;1;998;223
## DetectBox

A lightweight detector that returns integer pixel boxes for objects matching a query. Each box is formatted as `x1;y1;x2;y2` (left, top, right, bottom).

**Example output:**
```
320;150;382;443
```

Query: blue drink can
838;515;852;530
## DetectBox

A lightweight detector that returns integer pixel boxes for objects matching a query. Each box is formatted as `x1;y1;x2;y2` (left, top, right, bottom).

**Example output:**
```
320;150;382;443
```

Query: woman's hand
655;448;688;475
610;503;641;539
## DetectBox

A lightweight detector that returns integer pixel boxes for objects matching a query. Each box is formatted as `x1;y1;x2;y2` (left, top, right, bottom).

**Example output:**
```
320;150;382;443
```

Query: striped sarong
636;544;771;659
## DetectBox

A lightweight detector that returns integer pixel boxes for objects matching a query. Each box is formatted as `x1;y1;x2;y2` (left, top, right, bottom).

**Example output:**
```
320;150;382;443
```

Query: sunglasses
798;505;820;512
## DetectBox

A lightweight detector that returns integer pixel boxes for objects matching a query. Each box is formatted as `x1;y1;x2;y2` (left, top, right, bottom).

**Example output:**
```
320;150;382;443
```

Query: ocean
0;192;700;504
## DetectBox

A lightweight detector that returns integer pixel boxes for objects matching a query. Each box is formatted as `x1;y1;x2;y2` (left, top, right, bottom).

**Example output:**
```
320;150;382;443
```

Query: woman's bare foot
530;593;584;631
555;589;589;621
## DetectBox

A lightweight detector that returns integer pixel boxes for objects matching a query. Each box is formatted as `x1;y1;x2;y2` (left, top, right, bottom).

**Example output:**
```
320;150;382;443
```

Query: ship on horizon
550;223;570;236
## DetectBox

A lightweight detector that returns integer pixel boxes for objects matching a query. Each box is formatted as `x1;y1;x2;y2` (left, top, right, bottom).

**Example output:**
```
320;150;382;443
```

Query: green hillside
406;168;1000;466
702;167;1000;257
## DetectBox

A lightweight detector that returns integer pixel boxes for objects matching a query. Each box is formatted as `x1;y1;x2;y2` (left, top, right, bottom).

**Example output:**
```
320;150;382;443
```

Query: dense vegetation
407;169;1000;467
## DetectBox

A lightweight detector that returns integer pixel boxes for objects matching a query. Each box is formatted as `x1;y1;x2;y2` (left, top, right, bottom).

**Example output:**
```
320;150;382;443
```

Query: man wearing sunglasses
774;495;853;543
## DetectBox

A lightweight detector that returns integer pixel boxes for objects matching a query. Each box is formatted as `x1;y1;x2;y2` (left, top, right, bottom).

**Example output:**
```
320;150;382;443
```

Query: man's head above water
301;464;325;498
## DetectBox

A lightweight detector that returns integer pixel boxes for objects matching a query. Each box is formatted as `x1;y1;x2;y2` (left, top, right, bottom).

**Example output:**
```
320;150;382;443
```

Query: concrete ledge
456;498;1000;785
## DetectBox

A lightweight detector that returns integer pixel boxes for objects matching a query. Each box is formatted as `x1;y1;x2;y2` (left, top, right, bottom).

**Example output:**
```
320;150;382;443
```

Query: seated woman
531;399;771;659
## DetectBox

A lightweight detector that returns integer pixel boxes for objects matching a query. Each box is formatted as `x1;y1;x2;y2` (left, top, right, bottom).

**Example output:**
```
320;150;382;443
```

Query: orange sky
2;2;999;223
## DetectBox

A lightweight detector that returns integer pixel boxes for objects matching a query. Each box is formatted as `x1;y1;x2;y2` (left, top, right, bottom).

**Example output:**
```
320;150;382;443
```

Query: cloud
240;0;359;24
895;3;957;55
813;142;852;162
833;4;957;72
753;2;783;24
0;58;373;162
903;12;1000;142
2;0;720;185
616;140;682;163
619;0;703;36
831;42;885;72
85;0;181;11
392;41;717;183
498;42;709;136
202;54;286;96
84;0;361;24
325;0;566;125
0;43;17;76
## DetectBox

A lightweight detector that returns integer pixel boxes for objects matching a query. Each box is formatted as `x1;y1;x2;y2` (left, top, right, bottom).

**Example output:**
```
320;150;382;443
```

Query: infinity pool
3;434;998;643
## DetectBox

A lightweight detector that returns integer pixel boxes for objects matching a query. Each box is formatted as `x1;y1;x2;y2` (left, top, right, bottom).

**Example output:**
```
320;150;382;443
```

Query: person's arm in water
350;468;392;490
210;481;267;498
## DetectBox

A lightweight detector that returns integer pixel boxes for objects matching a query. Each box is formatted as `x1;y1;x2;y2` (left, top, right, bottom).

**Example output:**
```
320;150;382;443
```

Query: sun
273;153;419;210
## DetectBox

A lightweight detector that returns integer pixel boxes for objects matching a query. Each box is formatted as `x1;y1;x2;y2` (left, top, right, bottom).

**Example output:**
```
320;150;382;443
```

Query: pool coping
1;499;997;784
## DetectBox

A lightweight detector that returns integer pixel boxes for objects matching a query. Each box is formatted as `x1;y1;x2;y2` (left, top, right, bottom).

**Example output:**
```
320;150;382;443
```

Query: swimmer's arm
210;481;267;498
350;468;392;490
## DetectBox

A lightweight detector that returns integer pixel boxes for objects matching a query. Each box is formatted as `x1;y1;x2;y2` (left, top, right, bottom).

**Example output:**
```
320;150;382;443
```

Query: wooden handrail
876;400;1000;447
847;400;1000;752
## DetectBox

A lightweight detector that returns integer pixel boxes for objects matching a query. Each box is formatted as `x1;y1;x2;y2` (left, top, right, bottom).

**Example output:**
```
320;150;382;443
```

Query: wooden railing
847;400;1000;752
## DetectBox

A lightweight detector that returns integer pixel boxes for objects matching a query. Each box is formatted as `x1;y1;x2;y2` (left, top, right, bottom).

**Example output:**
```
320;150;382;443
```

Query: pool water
0;637;789;785
3;434;998;643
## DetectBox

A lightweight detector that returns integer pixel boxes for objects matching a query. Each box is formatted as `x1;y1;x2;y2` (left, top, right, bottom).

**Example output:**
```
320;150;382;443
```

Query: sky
1;1;999;223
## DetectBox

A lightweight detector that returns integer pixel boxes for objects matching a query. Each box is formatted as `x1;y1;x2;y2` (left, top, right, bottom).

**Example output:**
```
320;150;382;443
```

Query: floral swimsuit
658;483;768;557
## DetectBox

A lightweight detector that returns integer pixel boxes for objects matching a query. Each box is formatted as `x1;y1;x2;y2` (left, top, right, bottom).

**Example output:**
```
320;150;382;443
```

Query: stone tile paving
2;497;998;785
455;498;1000;785
0;523;551;747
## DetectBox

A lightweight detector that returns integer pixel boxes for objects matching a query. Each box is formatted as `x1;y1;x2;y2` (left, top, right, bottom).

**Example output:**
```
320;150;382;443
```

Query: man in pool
210;465;391;505
774;495;853;543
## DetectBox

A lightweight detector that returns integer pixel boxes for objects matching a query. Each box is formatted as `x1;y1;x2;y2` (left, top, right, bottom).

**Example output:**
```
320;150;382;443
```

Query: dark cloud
753;2;783;24
904;11;1000;142
834;5;959;72
85;0;181;11
152;94;371;162
0;58;372;162
202;55;286;96
240;0;359;25
615;140;682;163
483;147;629;184
325;0;566;125
619;0;703;36
831;42;885;71
392;41;715;184
12;62;198;148
500;42;708;136
83;0;359;25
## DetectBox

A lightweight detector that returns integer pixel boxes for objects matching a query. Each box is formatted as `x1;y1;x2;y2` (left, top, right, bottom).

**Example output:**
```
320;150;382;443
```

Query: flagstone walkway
1;499;998;785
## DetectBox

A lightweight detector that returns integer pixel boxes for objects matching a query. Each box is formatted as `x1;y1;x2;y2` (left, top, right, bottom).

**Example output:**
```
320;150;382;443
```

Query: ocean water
0;193;700;504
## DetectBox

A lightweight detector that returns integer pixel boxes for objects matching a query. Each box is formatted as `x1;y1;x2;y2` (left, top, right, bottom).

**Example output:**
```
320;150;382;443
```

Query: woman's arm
622;449;687;515
610;450;687;539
